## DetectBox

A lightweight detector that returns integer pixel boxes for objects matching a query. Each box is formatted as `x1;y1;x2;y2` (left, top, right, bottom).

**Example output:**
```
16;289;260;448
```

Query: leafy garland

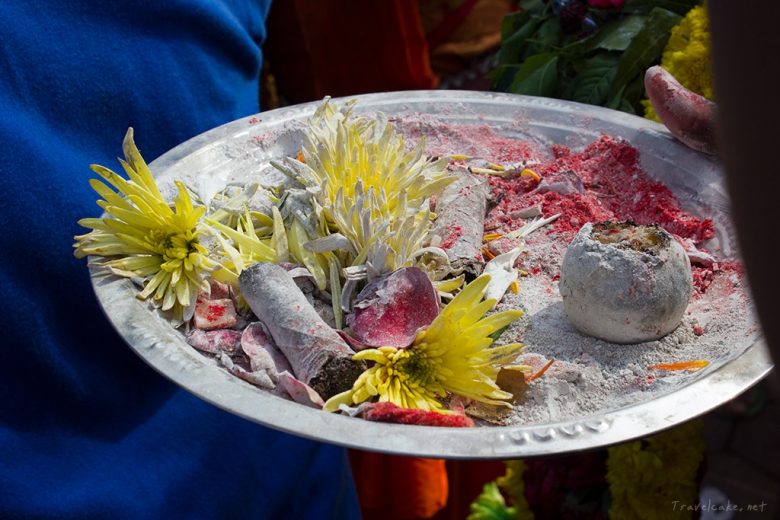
491;0;702;115
468;420;704;519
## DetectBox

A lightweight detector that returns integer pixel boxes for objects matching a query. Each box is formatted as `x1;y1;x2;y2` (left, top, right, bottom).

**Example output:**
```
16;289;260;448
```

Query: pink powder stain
206;305;226;321
439;225;463;250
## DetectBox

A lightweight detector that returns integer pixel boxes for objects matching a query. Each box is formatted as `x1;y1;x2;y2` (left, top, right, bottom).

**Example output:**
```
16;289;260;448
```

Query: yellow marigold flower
324;274;524;412
607;420;705;520
644;5;713;121
74;128;215;322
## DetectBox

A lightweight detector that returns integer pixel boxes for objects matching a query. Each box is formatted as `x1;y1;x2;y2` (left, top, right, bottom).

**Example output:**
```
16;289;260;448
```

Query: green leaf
489;325;510;342
597;15;647;51
490;64;523;91
518;0;544;11
606;84;626;110
498;14;545;65
609;7;681;98
507;53;559;97
622;0;699;16
525;17;563;57
622;73;646;104
571;53;619;106
622;74;647;114
558;15;646;57
557;31;599;56
500;10;531;42
467;482;518;520
605;83;638;114
617;98;636;114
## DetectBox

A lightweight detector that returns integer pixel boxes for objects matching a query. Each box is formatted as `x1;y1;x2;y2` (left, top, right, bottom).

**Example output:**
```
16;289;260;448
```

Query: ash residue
494;232;756;426
388;117;758;427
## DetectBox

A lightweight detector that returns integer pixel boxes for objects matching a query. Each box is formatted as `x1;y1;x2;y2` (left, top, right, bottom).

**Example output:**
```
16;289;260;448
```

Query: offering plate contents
559;221;693;344
77;95;759;434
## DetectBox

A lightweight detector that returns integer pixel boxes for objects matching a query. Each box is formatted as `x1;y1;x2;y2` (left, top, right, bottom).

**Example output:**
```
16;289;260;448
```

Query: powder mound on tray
397;117;757;426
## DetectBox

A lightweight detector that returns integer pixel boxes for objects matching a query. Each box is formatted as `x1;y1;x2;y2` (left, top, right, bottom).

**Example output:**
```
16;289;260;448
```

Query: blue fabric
0;2;360;519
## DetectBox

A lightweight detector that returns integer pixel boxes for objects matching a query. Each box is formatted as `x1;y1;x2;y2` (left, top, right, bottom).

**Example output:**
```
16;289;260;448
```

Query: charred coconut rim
590;221;670;254
559;221;693;344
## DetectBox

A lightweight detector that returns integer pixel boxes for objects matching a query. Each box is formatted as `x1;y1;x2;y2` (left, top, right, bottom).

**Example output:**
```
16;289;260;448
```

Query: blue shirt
0;2;360;518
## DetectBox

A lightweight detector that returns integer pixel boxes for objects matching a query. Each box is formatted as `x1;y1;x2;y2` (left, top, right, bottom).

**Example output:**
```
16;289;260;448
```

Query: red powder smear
363;402;475;427
207;305;226;321
490;136;714;244
692;261;741;295
439;225;463;249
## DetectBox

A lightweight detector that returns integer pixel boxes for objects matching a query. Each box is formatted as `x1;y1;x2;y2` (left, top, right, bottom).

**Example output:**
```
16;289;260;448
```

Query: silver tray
91;90;773;458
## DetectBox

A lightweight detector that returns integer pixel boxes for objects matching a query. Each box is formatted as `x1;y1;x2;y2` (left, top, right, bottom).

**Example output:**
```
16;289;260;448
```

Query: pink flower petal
277;371;325;409
347;267;439;348
187;329;242;354
241;322;292;374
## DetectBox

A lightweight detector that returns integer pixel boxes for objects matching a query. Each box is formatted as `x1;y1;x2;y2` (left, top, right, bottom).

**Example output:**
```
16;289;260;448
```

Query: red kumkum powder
486;135;726;294
438;225;462;249
402;120;733;296
206;305;226;321
490;136;715;242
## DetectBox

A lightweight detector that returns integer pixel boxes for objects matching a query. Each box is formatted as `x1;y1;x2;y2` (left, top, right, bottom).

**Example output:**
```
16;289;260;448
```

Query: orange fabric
349;450;448;520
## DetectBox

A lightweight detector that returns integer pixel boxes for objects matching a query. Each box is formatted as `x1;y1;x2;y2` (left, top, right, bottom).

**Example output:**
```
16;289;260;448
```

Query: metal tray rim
90;90;773;458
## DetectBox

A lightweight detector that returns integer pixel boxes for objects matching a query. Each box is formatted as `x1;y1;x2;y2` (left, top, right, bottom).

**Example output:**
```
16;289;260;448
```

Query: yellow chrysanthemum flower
272;99;454;280
74;128;215;322
206;208;277;288
300;99;453;219
644;5;712;121
324;274;525;412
